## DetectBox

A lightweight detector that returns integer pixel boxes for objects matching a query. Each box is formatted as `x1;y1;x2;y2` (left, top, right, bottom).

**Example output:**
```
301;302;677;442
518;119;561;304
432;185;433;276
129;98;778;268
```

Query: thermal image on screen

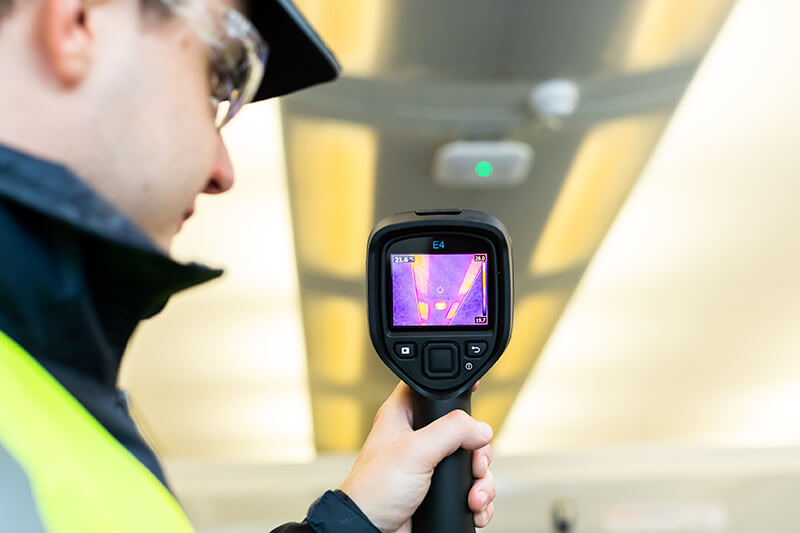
391;253;488;326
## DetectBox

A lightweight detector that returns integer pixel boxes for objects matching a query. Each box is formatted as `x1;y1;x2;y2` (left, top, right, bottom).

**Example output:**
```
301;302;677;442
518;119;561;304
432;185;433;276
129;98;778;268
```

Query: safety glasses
159;0;269;129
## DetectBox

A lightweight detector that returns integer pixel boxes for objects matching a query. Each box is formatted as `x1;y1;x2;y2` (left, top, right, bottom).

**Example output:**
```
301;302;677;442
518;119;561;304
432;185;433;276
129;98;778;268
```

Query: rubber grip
411;390;475;533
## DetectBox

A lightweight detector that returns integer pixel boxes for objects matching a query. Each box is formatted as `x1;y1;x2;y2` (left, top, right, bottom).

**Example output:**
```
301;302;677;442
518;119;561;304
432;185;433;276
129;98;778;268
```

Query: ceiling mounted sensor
433;140;534;189
530;79;581;128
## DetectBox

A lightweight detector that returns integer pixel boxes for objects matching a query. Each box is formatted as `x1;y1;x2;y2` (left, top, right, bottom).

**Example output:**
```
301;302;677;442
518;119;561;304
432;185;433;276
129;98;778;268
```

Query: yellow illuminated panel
472;392;517;434
290;119;376;278
292;0;388;75
411;255;430;296
418;302;429;320
446;303;459;320
489;292;567;382
457;260;483;296
530;114;666;275
314;395;362;451
623;0;734;72
304;293;365;386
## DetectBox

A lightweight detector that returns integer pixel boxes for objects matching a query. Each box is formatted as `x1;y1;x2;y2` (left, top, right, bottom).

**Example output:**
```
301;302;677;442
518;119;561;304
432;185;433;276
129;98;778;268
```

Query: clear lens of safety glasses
160;0;269;129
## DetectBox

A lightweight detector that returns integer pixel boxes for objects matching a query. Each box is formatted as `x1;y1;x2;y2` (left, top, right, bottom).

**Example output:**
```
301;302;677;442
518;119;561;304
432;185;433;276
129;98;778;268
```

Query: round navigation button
423;343;459;378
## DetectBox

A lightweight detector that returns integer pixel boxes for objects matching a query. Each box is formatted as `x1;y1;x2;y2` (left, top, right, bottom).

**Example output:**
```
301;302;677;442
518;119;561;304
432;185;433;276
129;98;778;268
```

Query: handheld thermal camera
367;209;513;533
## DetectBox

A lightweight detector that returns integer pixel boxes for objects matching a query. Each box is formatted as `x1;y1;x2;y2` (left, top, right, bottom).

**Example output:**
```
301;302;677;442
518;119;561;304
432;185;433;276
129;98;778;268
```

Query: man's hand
338;381;496;533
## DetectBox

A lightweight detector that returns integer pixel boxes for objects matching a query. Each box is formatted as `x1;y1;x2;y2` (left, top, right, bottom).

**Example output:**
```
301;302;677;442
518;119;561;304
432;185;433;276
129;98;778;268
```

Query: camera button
466;342;488;358
424;343;458;378
394;343;417;359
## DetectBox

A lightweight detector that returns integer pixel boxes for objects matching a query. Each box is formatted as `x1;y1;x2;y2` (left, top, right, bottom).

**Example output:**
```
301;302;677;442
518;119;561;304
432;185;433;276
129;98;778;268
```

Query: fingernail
479;421;493;439
482;455;489;471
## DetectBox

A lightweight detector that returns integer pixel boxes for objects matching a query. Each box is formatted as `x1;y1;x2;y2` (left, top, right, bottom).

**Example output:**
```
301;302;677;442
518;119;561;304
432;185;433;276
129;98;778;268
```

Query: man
0;0;497;531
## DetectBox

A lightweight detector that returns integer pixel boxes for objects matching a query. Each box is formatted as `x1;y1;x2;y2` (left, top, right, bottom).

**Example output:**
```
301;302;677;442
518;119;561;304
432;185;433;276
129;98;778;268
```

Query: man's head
0;0;255;251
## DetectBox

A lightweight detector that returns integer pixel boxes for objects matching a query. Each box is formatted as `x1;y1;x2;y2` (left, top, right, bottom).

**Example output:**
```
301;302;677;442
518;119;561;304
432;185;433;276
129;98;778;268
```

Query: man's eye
209;69;222;97
211;66;236;100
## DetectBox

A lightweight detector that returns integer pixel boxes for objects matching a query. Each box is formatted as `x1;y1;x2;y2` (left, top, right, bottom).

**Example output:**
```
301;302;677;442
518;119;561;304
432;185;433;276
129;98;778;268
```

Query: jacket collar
0;143;222;387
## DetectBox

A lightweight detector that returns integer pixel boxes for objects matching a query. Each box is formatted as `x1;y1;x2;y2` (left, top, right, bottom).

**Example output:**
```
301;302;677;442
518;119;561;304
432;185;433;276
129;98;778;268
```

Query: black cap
248;0;341;101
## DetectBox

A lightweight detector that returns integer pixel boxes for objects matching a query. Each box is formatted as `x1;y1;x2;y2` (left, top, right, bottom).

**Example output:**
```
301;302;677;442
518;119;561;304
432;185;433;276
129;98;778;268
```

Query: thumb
408;410;493;471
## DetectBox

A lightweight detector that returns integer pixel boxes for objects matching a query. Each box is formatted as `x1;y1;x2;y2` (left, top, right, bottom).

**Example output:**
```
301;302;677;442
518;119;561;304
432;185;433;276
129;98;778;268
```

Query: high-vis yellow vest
0;330;195;533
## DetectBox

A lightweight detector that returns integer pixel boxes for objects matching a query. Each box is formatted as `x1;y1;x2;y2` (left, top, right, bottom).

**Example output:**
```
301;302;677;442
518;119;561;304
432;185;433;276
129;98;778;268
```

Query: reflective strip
0;442;47;533
0;331;194;533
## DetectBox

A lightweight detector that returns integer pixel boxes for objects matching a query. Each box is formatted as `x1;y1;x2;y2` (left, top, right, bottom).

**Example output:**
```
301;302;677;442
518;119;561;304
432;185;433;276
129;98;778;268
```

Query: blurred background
120;0;800;531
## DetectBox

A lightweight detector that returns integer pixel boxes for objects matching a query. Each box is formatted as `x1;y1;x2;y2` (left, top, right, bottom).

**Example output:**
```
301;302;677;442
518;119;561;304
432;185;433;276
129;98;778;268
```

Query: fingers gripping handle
412;391;475;533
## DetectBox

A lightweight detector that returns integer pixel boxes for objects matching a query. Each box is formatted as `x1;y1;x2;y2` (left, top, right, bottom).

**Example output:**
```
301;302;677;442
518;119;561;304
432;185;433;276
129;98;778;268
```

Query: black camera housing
367;209;513;401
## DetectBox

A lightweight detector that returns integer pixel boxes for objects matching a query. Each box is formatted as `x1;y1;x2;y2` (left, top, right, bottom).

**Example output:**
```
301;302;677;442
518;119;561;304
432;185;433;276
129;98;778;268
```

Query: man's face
75;0;246;251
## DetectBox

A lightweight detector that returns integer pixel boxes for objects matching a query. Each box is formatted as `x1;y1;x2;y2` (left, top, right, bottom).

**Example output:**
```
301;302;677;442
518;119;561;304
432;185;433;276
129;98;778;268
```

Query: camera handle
412;389;475;533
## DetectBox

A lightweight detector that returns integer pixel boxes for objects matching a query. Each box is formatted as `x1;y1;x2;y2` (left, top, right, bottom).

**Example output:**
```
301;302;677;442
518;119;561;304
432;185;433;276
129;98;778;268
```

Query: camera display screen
391;253;489;327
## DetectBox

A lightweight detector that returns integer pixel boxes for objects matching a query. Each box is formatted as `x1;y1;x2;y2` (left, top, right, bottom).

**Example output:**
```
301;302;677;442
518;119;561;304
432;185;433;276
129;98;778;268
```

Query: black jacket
0;143;379;533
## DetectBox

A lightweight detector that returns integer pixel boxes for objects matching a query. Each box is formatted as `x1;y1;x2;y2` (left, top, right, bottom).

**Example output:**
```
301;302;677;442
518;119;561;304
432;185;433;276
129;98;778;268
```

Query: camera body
367;209;514;533
367;208;513;400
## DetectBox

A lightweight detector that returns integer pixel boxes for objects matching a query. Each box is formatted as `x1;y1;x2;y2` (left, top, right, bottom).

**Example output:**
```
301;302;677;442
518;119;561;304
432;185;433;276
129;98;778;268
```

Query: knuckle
475;508;490;528
485;472;496;498
441;410;468;439
373;402;391;425
475;475;496;501
447;409;470;427
473;451;484;469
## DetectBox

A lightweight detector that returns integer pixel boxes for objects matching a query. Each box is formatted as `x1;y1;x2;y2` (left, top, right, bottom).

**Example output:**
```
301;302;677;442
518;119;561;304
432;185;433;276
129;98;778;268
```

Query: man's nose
204;134;235;194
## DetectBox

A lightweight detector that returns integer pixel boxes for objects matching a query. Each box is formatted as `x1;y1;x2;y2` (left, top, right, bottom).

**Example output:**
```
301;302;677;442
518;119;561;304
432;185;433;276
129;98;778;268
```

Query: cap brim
248;0;341;101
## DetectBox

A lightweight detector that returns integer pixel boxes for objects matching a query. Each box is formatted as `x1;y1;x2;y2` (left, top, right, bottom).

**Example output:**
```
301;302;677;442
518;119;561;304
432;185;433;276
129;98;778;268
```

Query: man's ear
40;0;93;87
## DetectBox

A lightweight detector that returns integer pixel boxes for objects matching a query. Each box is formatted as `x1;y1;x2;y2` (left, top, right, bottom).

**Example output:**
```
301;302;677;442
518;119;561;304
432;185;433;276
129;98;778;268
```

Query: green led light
475;161;494;178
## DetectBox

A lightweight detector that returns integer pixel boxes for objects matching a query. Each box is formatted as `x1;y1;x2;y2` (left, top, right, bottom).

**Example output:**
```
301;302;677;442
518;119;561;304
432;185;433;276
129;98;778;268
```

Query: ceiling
279;0;734;451
118;0;800;466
